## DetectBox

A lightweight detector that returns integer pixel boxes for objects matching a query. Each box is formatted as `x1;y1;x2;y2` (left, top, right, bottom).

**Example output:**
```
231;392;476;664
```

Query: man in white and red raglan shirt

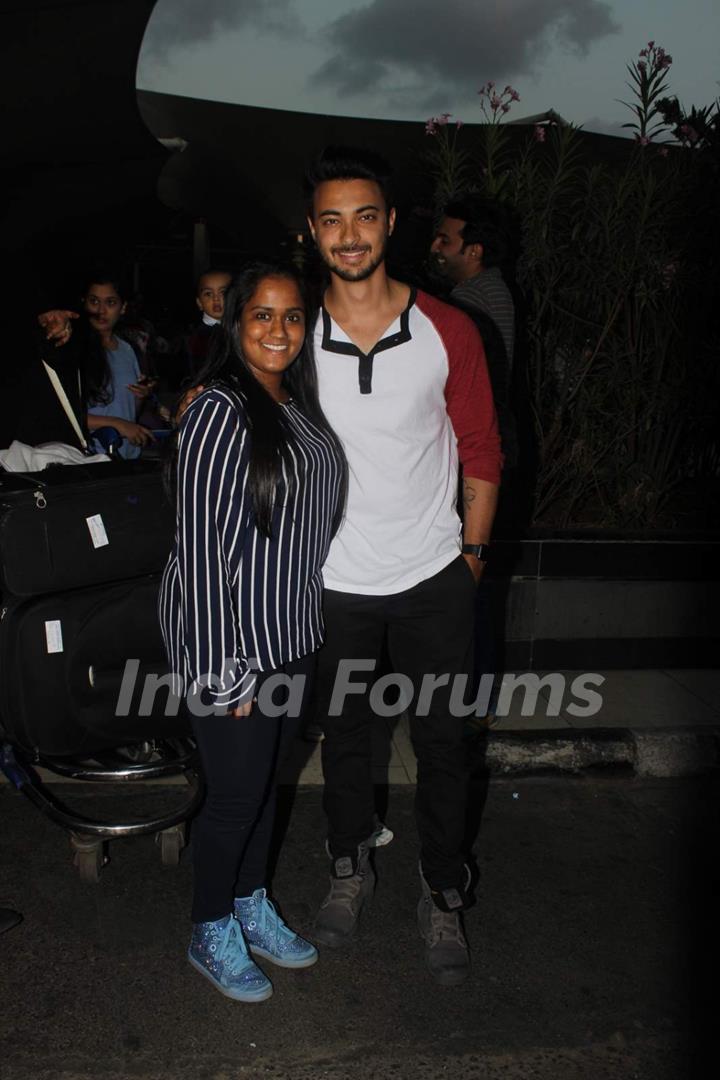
305;146;502;986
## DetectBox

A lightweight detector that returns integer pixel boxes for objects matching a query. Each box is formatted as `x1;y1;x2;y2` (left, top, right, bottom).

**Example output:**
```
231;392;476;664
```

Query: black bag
0;462;175;596
0;574;187;756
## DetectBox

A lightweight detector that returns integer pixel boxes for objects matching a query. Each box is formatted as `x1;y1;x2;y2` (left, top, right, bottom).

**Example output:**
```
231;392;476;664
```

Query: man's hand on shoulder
174;384;206;425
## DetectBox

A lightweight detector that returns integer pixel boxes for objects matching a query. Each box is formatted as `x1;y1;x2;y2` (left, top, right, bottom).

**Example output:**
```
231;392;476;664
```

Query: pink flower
635;133;650;146
637;41;672;74
534;124;546;143
658;147;669;158
679;123;699;144
425;117;438;136
437;113;451;126
478;79;520;119
456;119;464;130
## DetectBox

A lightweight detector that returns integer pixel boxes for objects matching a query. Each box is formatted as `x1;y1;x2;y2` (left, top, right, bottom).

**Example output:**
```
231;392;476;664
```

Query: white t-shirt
314;288;502;595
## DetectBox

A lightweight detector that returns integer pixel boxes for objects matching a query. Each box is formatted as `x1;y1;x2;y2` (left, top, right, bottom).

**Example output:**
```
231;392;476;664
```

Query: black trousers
473;577;498;708
189;652;314;924
316;556;476;892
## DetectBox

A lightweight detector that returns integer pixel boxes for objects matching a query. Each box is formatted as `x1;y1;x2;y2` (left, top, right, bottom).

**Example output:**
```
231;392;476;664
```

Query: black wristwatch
462;543;490;562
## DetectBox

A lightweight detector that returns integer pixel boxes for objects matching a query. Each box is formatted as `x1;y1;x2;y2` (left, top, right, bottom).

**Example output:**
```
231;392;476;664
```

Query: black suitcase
0;466;200;880
0;462;186;757
0;461;175;597
0;574;187;756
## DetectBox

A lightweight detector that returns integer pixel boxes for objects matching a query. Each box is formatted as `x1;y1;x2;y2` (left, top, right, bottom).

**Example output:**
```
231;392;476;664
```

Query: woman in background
83;273;156;457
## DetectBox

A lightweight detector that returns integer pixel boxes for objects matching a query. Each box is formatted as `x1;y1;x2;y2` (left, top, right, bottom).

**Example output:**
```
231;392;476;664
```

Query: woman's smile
239;275;306;399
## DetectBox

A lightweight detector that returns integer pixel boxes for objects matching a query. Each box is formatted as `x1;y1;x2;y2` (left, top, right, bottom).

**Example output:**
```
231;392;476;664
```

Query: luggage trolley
1;737;202;883
0;461;203;882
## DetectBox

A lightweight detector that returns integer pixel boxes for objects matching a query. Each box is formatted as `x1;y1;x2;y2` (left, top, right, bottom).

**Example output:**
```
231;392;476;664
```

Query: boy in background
186;268;232;378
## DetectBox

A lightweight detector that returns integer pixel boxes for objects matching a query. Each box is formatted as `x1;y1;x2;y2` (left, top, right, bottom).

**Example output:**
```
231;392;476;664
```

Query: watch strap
462;543;490;561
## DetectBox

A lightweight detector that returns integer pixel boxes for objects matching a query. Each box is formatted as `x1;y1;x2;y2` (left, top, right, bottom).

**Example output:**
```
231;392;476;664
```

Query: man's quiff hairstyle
304;145;394;215
442;195;512;270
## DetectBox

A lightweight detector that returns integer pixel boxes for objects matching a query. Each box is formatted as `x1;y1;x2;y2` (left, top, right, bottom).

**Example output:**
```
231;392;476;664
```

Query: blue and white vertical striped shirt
159;385;343;711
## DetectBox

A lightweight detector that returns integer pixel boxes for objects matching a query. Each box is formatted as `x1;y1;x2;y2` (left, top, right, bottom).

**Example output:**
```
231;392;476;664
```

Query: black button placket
321;291;416;395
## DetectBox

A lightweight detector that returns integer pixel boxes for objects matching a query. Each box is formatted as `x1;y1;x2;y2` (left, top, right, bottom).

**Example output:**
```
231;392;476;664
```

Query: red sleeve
418;292;503;484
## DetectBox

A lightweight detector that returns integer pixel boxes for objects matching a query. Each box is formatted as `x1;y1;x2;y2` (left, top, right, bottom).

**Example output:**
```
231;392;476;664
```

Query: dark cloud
143;0;301;57
311;0;619;101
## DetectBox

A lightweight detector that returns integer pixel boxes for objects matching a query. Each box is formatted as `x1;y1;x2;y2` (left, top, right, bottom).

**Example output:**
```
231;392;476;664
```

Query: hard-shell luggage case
0;461;175;597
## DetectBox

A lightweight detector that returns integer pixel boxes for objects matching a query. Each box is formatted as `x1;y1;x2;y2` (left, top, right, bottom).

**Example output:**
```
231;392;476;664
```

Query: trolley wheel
70;835;108;884
157;823;185;867
75;847;102;883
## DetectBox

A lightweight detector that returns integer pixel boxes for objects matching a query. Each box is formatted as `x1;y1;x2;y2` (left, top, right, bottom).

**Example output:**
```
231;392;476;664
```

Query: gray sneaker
417;868;470;986
313;844;375;948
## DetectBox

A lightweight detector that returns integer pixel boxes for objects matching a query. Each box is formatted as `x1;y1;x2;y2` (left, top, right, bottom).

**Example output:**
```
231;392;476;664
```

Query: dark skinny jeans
189;652;314;924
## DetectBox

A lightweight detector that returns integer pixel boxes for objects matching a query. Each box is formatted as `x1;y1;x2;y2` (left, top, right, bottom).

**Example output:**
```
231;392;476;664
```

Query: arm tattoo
463;480;476;508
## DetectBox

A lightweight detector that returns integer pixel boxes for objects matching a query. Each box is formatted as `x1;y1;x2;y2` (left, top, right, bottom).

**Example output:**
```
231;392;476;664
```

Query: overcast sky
137;0;719;136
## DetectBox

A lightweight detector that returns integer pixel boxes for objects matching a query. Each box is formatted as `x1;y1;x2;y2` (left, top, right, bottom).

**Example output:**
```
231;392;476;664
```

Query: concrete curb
2;729;718;789
485;726;720;777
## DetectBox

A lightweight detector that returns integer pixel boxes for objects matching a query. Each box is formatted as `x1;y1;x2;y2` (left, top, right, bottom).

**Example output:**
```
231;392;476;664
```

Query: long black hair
80;270;131;407
191;260;346;539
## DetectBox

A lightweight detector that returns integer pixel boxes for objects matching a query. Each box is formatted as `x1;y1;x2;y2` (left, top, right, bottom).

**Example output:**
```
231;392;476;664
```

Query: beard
319;234;389;282
428;251;458;282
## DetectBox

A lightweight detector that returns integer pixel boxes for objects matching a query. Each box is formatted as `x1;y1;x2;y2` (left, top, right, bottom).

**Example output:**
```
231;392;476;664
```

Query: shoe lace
428;905;466;949
324;872;365;911
215;917;251;974
250;897;293;949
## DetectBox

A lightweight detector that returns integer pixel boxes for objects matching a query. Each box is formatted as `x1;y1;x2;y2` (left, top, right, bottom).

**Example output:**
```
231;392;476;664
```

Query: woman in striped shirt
160;262;345;1003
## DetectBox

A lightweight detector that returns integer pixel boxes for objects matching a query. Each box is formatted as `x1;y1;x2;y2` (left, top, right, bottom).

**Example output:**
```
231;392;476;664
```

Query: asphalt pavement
1;771;717;1080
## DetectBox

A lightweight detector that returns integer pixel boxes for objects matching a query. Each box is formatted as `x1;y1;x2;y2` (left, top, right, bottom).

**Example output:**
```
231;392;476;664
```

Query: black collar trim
320;288;416;394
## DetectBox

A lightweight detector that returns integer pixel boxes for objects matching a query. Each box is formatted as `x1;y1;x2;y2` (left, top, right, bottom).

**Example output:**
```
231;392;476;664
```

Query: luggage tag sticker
86;513;110;549
45;620;64;654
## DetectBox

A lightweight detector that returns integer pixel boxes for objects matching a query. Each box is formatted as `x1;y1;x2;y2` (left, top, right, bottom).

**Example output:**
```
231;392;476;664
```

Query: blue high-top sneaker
188;914;273;1001
234;889;318;969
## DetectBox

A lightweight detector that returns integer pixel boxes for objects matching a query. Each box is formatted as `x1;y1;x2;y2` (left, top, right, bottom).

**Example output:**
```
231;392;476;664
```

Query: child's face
196;272;232;320
84;283;126;334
